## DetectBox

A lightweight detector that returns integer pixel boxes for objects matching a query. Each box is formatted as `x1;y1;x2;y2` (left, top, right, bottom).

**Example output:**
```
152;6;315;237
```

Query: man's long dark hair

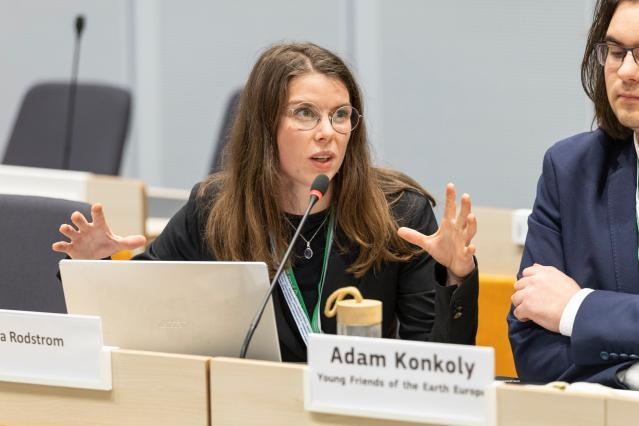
582;0;633;140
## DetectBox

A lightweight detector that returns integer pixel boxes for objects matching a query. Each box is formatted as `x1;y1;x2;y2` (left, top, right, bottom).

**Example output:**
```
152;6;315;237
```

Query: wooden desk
473;206;524;277
3;353;639;425
0;349;210;426
210;357;441;426
607;389;639;425
0;165;146;237
496;382;622;426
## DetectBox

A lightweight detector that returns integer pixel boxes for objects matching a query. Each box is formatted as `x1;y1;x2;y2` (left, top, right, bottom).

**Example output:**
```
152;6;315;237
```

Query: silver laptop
60;259;281;361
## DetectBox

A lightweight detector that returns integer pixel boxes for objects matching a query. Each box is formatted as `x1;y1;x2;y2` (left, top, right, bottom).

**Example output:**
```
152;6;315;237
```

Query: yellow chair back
477;273;517;378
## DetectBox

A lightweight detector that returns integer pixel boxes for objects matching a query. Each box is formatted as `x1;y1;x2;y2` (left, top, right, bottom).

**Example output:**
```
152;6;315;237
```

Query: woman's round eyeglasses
285;103;362;134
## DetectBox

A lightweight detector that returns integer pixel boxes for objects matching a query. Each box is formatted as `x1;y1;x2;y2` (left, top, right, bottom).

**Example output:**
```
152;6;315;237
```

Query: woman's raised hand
398;183;477;283
52;203;147;259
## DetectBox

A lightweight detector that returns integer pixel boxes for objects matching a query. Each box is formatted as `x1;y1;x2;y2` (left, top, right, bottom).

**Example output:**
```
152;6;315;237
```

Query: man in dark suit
509;0;639;389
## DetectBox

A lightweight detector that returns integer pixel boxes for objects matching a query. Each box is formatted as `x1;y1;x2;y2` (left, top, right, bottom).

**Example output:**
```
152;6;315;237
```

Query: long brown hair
582;0;633;140
198;42;433;278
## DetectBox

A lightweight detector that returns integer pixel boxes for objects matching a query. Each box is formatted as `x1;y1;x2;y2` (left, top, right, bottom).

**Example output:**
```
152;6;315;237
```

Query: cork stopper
324;286;382;326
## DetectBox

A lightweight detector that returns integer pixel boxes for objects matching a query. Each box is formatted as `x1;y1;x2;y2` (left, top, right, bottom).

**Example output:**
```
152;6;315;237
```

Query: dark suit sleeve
507;148;636;387
508;148;574;383
573;291;639;368
394;192;478;345
134;183;212;261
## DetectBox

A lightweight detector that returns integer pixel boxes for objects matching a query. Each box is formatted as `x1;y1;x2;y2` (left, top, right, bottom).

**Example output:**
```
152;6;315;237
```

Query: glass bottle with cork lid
324;286;382;338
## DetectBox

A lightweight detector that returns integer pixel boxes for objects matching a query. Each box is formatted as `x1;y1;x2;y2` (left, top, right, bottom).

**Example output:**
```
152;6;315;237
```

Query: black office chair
210;88;242;174
0;194;91;313
3;82;131;175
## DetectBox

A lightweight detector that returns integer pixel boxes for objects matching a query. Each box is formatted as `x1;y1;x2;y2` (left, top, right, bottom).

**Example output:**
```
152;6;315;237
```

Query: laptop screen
60;259;281;361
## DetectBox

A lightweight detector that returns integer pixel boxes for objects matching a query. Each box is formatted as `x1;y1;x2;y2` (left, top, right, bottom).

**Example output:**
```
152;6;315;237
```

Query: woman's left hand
398;183;476;283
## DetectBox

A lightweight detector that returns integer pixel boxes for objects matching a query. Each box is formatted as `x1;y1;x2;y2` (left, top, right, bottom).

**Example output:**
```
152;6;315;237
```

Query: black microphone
239;174;330;359
75;15;85;35
62;14;86;170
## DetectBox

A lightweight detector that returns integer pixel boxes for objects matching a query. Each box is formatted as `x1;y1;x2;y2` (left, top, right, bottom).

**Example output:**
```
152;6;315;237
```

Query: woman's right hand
52;203;147;259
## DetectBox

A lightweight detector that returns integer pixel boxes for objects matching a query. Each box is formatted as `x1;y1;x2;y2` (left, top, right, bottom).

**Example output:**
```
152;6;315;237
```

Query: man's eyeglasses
594;41;639;68
285;103;362;134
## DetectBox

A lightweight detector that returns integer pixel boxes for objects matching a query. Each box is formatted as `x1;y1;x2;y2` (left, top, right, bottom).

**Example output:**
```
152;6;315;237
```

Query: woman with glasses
53;42;478;362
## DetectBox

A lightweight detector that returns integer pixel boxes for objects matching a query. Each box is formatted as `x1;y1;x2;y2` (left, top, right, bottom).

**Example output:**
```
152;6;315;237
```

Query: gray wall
0;0;596;209
374;1;593;208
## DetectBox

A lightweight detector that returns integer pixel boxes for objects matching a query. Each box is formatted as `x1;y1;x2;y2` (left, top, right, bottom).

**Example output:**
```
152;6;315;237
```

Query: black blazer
137;184;478;362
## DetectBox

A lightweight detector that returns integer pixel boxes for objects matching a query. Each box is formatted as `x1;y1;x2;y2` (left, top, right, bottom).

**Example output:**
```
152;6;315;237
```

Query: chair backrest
0;194;91;313
210;88;242;174
3;82;131;175
477;274;517;378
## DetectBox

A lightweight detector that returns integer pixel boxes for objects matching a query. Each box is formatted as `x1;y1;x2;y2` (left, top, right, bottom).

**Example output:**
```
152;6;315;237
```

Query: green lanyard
284;212;334;333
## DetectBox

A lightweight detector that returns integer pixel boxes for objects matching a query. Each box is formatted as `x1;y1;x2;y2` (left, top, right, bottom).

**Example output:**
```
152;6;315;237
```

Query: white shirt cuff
559;288;594;336
618;362;639;390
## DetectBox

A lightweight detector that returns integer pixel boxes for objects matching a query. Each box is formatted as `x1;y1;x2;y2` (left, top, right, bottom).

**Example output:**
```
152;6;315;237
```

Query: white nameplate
0;309;113;390
305;334;495;426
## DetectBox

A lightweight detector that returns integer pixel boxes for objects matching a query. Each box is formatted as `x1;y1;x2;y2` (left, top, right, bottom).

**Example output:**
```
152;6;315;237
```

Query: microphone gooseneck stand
239;174;329;359
62;15;85;171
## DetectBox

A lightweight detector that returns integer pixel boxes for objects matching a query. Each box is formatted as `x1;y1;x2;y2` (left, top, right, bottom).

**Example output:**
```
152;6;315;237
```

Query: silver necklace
286;213;330;260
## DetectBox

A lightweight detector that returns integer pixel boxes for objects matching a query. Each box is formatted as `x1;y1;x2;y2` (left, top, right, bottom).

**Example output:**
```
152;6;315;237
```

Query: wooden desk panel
0;349;210;426
497;384;605;426
210;357;441;426
473;206;523;277
0;165;146;237
86;175;146;237
607;390;639;426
